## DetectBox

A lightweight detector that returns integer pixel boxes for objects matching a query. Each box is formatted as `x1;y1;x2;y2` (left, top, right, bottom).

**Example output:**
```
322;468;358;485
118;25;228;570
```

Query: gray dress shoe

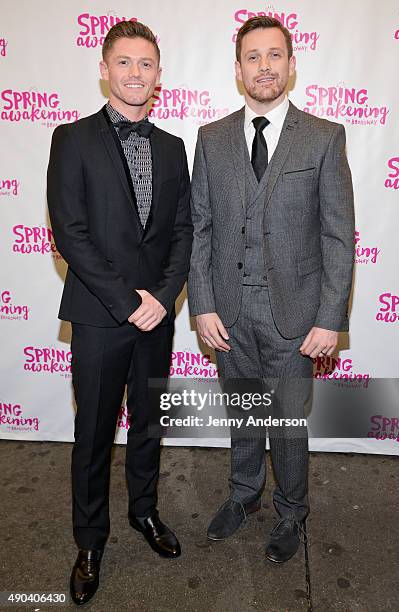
265;517;306;563
207;497;261;540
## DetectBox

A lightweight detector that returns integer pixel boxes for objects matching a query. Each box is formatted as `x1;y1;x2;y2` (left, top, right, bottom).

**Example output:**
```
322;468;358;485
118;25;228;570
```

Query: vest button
241;227;245;234
237;262;243;269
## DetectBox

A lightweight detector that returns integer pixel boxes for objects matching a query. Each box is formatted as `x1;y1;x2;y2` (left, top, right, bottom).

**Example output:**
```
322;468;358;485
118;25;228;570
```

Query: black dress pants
70;320;173;550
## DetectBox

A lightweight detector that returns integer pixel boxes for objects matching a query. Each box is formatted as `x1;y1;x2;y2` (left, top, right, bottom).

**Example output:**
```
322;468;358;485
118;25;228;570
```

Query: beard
245;76;287;104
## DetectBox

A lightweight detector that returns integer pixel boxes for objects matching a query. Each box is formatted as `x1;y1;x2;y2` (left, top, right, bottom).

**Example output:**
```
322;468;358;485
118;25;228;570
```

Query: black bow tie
114;118;154;140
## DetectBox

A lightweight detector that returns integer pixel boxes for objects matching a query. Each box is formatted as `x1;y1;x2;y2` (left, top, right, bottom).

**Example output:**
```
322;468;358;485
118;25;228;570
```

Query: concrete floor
1;440;398;611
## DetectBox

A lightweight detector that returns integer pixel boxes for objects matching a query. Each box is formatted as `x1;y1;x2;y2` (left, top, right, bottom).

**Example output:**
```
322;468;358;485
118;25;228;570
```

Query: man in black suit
47;21;192;606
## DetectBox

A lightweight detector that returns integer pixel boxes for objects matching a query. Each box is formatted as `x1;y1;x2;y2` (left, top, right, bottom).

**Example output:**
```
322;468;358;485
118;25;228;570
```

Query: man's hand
128;290;167;331
195;313;231;352
300;326;338;358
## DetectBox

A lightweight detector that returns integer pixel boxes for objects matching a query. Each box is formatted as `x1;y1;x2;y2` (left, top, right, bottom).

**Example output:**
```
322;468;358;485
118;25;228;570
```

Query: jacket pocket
297;254;321;276
283;167;316;180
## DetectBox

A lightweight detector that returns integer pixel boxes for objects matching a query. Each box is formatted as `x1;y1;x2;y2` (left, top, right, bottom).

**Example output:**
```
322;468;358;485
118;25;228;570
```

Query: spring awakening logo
0;290;29;321
169;351;219;378
0;89;80;126
149;86;229;126
0;178;19;197
303;84;389;126
117;406;130;431
384;157;399;190
23;346;72;377
376;293;399;324
0;401;40;432
12;224;61;259
354;230;380;265
368;415;399;442
76;12;138;48
0;38;7;57
232;7;319;51
313;355;370;388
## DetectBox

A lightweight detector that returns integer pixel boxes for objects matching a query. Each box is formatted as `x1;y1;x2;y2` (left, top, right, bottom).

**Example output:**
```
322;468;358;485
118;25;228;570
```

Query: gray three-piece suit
188;101;355;519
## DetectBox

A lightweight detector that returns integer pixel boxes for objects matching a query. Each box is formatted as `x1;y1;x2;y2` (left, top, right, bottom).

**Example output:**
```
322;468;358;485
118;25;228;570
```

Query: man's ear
235;60;242;82
99;60;109;81
288;55;296;77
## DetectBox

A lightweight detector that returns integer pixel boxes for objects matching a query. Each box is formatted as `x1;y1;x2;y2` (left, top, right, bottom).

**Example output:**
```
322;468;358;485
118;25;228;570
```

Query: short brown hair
235;16;293;61
102;20;160;63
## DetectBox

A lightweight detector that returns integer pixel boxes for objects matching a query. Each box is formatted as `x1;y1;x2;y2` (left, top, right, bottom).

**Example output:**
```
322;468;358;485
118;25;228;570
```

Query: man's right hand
195;313;231;352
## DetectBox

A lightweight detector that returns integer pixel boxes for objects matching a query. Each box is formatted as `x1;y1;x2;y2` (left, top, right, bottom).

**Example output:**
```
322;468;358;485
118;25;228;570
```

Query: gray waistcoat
242;156;273;286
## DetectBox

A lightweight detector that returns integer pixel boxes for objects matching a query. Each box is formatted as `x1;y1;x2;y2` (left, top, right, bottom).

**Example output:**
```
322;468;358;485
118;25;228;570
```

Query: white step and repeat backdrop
1;1;398;453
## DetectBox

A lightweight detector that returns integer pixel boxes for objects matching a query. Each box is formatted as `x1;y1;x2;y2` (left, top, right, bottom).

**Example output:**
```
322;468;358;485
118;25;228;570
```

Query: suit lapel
229;108;247;215
264;101;299;210
97;108;143;230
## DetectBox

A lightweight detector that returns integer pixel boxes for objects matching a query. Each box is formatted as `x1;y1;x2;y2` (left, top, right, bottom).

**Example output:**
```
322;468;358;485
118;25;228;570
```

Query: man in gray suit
188;16;354;563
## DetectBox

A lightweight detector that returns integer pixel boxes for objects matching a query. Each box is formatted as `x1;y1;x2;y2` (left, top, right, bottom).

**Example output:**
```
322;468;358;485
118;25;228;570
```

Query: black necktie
114;118;154;140
251;117;270;181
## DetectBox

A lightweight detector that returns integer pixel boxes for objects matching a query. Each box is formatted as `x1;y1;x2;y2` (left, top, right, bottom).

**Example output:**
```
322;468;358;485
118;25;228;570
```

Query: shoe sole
265;548;299;564
265;554;288;563
207;499;262;541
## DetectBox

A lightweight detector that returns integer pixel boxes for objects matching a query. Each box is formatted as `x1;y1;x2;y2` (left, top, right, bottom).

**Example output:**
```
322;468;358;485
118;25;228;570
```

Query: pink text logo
0;38;7;57
384;157;399;190
0;401;39;432
12;225;61;258
368;415;399;442
117;406;130;430
23;346;72;376
376;293;399;324
1;89;80;126
232;8;319;51
0;178;19;196
354;230;380;265
169;351;219;378
0;290;29;321
76;13;138;48
304;84;389;126
313;355;370;388
150;86;229;125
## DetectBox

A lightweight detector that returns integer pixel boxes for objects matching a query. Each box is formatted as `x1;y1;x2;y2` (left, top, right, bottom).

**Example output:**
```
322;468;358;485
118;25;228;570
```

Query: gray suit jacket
188;101;355;339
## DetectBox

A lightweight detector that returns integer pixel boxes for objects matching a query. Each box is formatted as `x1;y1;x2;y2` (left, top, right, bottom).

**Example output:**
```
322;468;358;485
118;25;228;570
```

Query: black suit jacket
47;107;192;327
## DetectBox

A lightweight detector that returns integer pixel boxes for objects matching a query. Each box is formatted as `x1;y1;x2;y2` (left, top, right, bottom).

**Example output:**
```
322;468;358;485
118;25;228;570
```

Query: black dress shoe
70;548;103;606
129;510;181;558
207;497;261;540
265;518;305;563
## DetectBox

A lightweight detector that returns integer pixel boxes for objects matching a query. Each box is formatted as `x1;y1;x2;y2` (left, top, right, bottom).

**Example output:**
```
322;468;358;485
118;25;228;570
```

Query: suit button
108;304;114;309
241;227;245;234
237;262;243;269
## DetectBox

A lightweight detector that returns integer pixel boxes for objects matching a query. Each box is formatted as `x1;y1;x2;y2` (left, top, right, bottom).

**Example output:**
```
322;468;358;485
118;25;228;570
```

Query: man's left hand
300;327;338;358
128;290;167;331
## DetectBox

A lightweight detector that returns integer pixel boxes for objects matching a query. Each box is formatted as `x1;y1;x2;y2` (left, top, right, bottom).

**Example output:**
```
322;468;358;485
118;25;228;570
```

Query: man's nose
128;62;141;78
259;57;271;72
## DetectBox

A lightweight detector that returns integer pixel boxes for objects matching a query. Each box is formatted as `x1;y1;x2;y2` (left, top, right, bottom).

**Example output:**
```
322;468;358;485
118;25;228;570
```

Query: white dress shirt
244;95;289;163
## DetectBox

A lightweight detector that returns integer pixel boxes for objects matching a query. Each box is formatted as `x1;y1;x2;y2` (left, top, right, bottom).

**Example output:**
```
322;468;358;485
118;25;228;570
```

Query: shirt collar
106;101;149;124
244;95;289;130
